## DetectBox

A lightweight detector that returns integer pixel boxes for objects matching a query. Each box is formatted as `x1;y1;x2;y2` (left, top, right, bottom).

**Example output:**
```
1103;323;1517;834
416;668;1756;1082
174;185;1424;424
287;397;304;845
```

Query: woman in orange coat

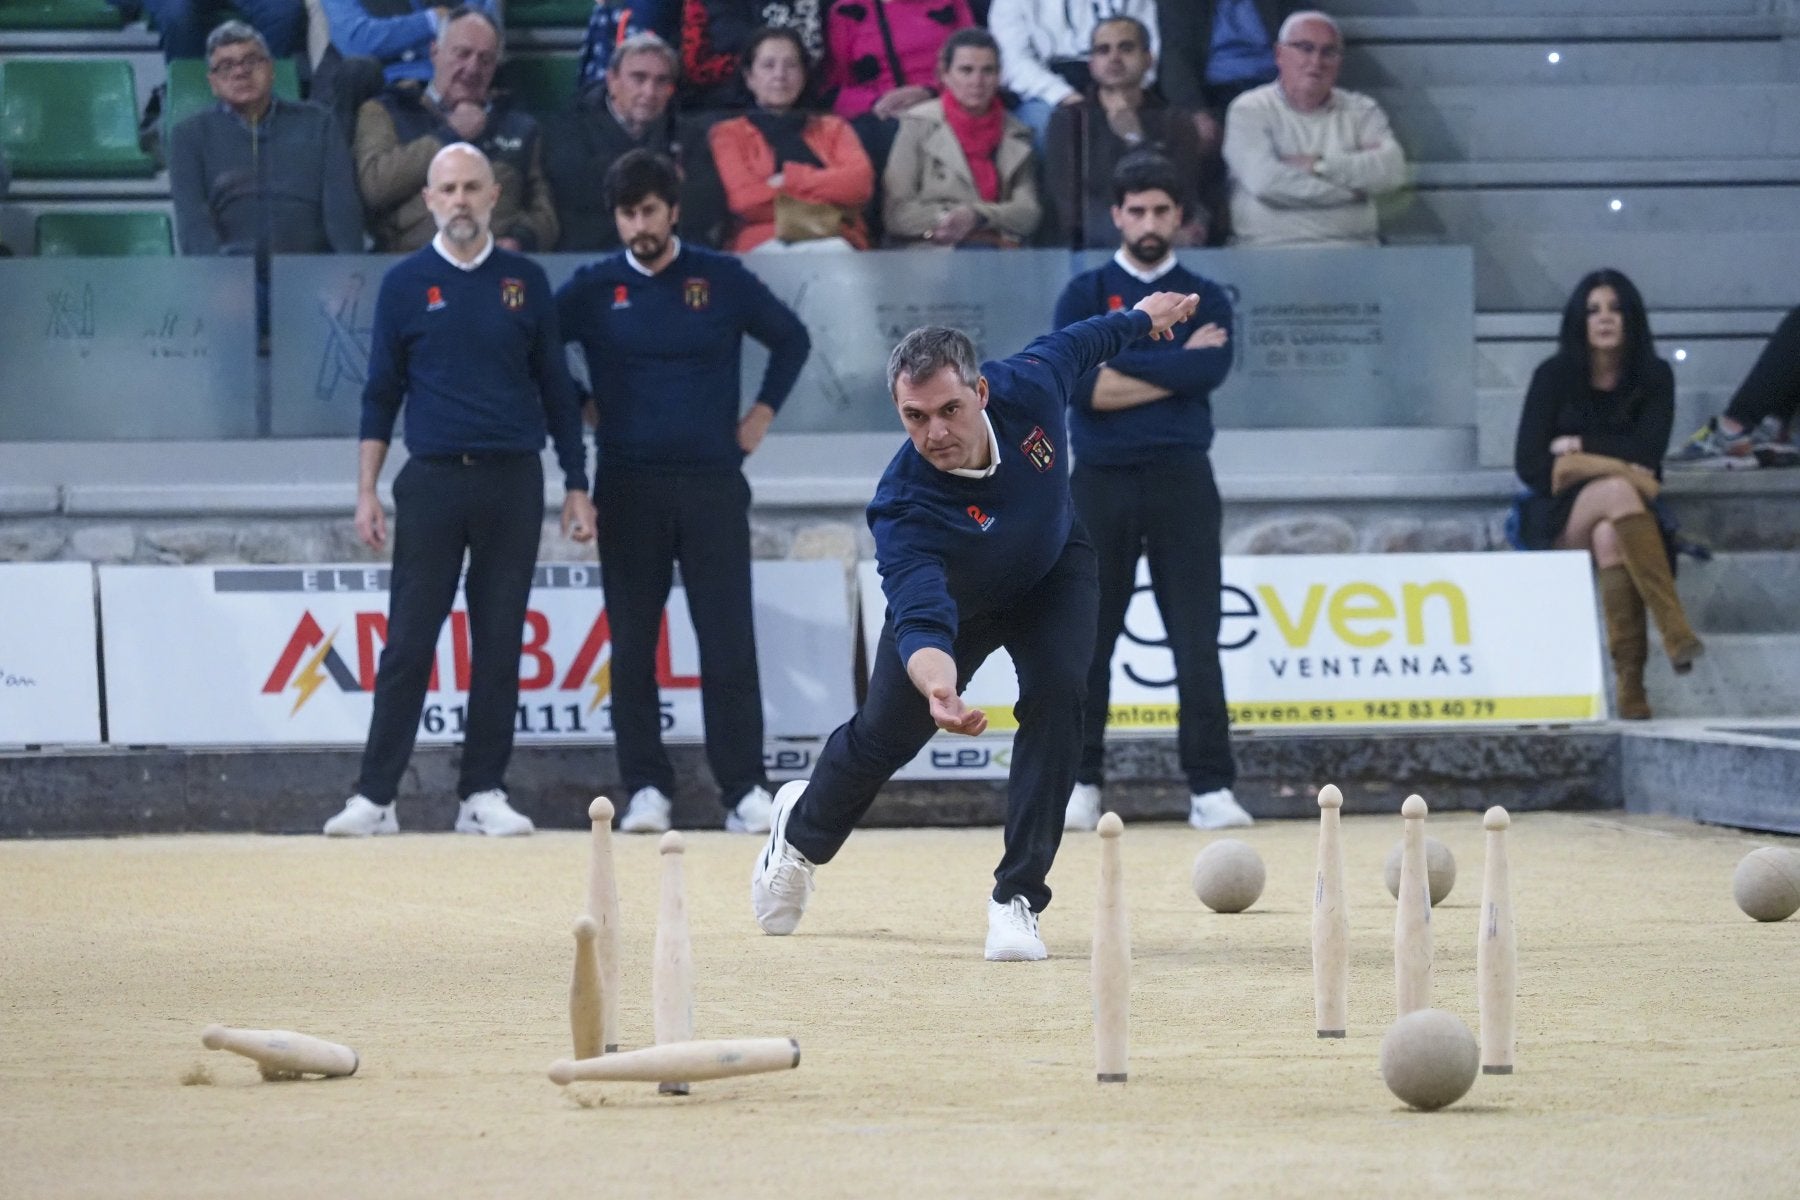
708;25;876;252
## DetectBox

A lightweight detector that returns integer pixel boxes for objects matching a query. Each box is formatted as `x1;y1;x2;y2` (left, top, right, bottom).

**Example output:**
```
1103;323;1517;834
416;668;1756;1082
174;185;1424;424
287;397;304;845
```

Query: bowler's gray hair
205;19;268;59
887;327;980;398
437;5;502;47
1276;10;1342;44
610;31;680;76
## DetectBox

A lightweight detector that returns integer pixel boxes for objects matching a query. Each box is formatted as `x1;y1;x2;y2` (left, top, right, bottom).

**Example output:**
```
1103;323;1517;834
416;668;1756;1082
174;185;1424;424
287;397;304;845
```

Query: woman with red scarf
882;28;1041;248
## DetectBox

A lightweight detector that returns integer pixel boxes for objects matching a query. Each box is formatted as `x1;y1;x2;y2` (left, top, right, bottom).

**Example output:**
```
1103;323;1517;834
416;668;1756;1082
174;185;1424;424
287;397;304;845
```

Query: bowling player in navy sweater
324;143;595;839
752;290;1201;960
1055;153;1253;836
556;149;811;838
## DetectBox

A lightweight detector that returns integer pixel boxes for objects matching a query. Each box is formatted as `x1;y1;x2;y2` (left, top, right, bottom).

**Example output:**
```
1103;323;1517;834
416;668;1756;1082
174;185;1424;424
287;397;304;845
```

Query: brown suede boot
1612;511;1704;672
1597;566;1651;719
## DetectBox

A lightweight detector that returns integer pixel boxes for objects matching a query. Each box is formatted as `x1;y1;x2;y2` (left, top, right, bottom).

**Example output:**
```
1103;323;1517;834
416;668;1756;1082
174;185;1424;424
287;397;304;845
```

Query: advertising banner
858;552;1604;778
99;562;855;747
0;564;103;746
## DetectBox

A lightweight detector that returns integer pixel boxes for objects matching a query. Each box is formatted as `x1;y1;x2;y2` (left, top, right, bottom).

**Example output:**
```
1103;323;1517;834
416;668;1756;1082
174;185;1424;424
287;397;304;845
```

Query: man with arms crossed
751;290;1200;959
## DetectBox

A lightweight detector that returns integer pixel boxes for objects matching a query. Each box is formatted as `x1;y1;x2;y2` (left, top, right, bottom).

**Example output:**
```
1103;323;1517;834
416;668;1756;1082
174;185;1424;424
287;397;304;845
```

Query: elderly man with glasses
169;22;364;263
1220;9;1405;247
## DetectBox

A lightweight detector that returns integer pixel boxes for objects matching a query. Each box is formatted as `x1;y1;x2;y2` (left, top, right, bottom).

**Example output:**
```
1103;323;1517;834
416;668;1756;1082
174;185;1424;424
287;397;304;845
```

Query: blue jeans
135;0;304;59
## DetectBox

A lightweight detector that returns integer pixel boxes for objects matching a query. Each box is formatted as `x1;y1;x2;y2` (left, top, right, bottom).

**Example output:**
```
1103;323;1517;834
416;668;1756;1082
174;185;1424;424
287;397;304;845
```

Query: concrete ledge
1416;160;1800;189
1339;16;1785;41
1621;722;1800;835
0;485;59;516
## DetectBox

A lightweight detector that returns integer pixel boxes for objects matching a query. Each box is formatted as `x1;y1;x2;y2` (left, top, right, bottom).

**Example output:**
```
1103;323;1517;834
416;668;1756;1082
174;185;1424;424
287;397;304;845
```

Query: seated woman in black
1513;268;1703;719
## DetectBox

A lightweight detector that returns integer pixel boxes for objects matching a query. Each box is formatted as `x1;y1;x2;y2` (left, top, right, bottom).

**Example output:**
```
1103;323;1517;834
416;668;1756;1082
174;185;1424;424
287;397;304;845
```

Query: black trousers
595;466;768;809
784;535;1099;913
357;454;544;804
1725;304;1800;428
1072;451;1236;795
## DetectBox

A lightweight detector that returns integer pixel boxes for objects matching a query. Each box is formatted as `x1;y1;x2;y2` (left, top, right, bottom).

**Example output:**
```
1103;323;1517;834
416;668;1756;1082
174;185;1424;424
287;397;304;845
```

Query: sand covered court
2;810;1796;1198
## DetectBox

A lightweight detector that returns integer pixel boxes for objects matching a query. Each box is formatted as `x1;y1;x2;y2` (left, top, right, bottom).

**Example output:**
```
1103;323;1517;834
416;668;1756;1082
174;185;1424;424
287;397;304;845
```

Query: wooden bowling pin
1478;806;1517;1074
586;796;622;1053
1393;794;1433;1017
1312;784;1349;1038
549;1038;799;1086
201;1025;358;1079
570;916;603;1060
652;831;695;1095
1092;812;1129;1083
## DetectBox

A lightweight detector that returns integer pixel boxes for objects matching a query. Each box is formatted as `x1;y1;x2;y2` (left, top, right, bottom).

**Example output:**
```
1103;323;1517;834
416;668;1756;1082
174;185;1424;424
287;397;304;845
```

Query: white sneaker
455;789;535;836
725;785;774;834
1064;782;1101;832
985;896;1048;961
618;786;673;834
323;794;398;837
751;781;816;935
1189;787;1253;830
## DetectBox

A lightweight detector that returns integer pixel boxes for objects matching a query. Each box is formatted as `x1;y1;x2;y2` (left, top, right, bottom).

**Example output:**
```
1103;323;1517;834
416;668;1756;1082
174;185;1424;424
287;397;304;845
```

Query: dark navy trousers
784;535;1099;913
357;453;544;804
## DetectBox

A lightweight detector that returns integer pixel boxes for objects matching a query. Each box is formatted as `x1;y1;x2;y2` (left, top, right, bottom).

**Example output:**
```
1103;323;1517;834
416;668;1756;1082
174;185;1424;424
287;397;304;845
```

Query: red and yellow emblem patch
500;277;526;311
683;277;711;310
1020;425;1056;473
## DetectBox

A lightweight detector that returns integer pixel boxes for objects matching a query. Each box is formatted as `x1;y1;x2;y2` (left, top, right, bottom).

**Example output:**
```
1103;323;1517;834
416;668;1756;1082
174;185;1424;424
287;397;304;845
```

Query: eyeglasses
1282;40;1343;61
208;53;270;76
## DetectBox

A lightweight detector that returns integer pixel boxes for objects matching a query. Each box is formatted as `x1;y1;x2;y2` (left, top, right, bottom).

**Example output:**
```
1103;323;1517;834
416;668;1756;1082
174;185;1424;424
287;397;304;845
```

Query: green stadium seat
36;211;174;256
0;0;126;31
1;59;158;178
504;0;593;29
496;55;580;117
163;56;303;137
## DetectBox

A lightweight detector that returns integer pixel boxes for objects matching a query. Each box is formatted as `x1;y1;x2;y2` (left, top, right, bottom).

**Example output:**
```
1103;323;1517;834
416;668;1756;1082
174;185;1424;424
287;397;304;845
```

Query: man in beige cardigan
1220;10;1405;247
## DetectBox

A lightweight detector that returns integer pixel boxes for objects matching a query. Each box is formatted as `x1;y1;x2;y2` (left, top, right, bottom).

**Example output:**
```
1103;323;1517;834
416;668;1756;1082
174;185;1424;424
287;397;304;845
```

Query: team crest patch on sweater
426;285;445;312
966;504;995;531
501;277;526;310
1020;425;1056;472
612;285;630;309
1107;294;1124;311
684;278;711;310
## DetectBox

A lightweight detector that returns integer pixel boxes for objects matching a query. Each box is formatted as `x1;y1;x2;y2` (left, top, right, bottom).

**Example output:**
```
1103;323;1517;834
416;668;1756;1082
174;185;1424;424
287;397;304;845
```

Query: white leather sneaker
455;789;534;836
725;785;774;834
984;896;1048;961
322;795;398;837
618;786;673;833
1189;787;1254;830
751;781;816;935
1064;782;1101;832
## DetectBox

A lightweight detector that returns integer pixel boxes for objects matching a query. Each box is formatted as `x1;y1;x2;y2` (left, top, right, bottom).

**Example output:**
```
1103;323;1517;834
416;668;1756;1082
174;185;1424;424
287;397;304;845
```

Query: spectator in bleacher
311;0;499;137
0;148;10;255
1053;153;1249;833
1043;16;1212;250
169;22;364;257
1220;10;1405;248
1667;305;1800;470
1512;269;1702;721
680;0;826;112
986;0;1159;146
354;8;559;252
576;0;682;97
554;149;810;837
116;0;304;62
1156;1;1294;130
883;28;1040;249
709;27;876;253
824;0;975;174
546;33;726;252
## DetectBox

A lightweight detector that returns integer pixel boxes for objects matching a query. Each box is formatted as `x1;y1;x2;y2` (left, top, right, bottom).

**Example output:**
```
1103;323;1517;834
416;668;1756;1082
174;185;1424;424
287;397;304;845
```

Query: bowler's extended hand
929;686;988;736
1133;291;1202;340
562;490;596;543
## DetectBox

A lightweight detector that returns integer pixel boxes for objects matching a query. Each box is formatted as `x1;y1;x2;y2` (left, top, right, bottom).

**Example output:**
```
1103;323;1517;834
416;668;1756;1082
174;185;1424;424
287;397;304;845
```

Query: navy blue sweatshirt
1053;260;1233;466
871;309;1155;665
554;244;811;473
360;243;589;492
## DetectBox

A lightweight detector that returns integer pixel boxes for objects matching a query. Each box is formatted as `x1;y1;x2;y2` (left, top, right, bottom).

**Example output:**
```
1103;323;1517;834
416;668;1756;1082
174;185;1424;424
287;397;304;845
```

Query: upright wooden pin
1477;805;1516;1074
586;796;622;1053
1312;783;1348;1038
1092;812;1129;1083
570;916;603;1060
652;830;694;1095
1394;794;1433;1017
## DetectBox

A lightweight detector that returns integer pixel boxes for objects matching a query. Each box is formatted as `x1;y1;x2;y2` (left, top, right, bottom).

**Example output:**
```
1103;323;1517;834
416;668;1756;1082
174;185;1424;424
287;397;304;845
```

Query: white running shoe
1189;787;1254;830
323;794;397;837
725;785;774;834
751;781;816;935
1064;782;1101;832
618;786;673;834
454;789;535;836
985;896;1048;961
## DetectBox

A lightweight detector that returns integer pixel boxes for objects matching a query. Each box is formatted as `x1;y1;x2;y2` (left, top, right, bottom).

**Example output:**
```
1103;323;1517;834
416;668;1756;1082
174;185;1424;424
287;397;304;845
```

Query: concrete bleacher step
1339;15;1786;42
1622;723;1800;835
1642;634;1800;718
1678;552;1800;635
1343;39;1792;89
